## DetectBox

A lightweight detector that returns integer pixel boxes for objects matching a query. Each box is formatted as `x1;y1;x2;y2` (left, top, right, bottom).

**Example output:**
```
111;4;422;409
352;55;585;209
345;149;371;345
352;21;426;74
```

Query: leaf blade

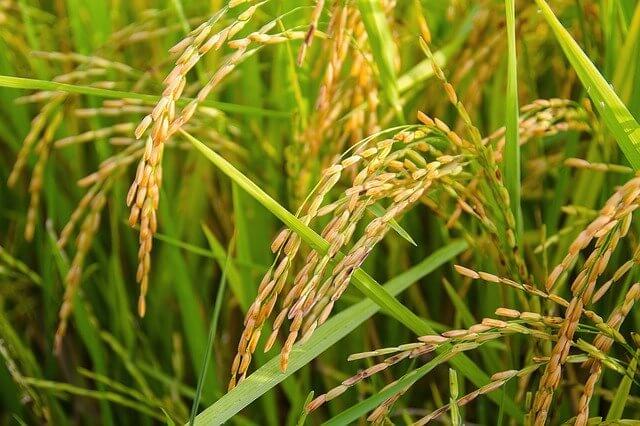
504;0;522;241
0;75;290;117
192;242;467;425
535;0;640;170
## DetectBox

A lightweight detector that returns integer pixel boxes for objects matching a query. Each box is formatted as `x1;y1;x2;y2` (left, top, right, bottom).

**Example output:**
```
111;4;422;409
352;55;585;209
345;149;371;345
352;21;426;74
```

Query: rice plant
1;0;640;425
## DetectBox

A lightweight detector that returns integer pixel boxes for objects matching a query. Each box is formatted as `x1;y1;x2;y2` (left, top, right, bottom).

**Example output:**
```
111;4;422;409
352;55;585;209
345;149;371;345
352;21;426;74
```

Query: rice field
1;0;640;424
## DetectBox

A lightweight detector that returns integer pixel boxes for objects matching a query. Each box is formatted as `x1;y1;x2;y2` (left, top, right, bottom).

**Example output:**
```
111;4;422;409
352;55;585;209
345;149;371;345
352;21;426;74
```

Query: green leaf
189;232;230;425
200;224;253;311
0;75;290;117
191;241;467;425
157;192;217;398
613;2;640;106
535;0;640;170
163;409;176;426
606;349;639;420
504;0;522;241
369;203;416;246
296;392;314;426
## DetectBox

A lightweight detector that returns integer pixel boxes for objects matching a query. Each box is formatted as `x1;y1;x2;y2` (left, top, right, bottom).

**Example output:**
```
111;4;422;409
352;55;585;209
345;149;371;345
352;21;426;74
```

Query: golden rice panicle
298;0;384;199
545;175;640;293
414;369;520;425
54;184;110;352
127;134;163;317
126;13;224;316
129;5;311;314
228;147;360;389
315;2;350;112
276;140;464;373
592;245;640;302
575;283;640;426
530;175;640;425
306;349;412;414
229;128;465;388
183;6;311;135
293;157;456;340
229;143;374;386
454;265;564;304
307;316;533;421
420;42;527;281
490;99;591;163
294;3;352;204
345;9;380;145
296;0;325;65
24;110;64;241
8;96;65;189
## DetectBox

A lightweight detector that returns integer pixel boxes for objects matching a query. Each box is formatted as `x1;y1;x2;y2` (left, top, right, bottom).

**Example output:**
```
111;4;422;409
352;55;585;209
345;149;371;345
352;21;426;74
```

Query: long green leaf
504;0;522;241
189;232;230;425
535;0;640;170
0;75;290;117
606;349;639;420
200;225;253;311
613;2;640;105
191;241;467;424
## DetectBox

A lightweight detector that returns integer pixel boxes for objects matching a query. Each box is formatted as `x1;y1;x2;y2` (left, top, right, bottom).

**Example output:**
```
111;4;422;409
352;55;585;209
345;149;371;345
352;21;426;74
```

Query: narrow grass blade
369;203;416;246
613;2;640;105
296;392;314;426
21;377;164;421
606;349;639;420
163;409;176;426
535;0;640;170
191;241;467;425
504;0;522;240
148;228;267;274
189;236;231;425
397;6;476;94
0;75;290;117
201;224;254;311
157;196;216;397
169;0;190;35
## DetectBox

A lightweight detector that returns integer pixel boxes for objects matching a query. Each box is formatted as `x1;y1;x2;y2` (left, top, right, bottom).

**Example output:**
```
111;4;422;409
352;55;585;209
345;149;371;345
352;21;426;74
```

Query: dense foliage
1;0;640;424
